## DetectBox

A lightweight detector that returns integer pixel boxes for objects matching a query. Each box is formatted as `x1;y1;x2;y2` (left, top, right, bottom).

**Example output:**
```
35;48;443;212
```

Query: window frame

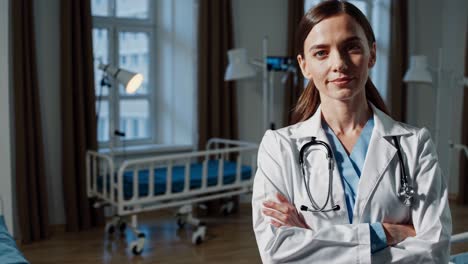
92;0;157;149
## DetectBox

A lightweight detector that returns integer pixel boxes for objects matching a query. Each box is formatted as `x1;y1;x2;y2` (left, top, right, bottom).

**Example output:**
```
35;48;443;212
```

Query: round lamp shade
98;63;144;94
403;55;433;84
224;48;256;81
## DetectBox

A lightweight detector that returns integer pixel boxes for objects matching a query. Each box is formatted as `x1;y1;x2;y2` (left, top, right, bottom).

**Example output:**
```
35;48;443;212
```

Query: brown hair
291;0;390;124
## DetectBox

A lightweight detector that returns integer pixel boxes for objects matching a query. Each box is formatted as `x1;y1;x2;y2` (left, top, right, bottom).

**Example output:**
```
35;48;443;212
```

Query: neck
320;92;372;135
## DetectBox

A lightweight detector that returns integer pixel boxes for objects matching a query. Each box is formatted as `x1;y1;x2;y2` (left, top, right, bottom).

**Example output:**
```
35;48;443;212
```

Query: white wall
0;0;14;235
232;0;289;143
34;0;65;225
35;0;467;224
407;0;467;195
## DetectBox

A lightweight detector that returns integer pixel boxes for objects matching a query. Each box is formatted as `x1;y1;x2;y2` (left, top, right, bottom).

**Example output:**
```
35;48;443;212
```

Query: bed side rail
451;232;468;244
205;138;258;161
116;143;258;210
86;150;115;205
205;138;258;149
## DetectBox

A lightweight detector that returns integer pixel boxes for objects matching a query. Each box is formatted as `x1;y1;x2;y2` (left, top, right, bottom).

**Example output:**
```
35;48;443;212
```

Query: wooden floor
19;202;468;263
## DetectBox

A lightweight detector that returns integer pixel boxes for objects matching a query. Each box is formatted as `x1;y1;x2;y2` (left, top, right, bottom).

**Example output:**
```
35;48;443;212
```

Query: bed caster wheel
221;208;230;216
131;244;143;255
221;201;235;216
192;223;206;245
105;223;115;234
130;233;146;255
177;218;186;229
194;236;203;245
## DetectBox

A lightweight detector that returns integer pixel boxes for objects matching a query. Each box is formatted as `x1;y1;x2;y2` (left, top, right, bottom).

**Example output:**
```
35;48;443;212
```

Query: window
91;0;198;150
304;0;391;104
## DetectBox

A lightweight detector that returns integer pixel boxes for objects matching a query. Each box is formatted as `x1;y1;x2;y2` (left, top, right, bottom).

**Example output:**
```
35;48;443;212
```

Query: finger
263;201;288;214
271;219;285;228
262;208;286;223
276;192;289;203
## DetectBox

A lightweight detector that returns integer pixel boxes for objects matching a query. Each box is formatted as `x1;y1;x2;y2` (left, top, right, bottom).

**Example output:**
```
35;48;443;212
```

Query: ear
368;42;376;68
297;54;313;80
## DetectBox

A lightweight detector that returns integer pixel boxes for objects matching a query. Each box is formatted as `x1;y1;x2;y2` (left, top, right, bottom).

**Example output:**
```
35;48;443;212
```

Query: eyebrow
308;36;362;52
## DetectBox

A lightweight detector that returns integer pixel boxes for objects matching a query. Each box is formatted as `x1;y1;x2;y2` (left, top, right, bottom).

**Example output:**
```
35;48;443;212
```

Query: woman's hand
262;193;310;229
382;223;416;246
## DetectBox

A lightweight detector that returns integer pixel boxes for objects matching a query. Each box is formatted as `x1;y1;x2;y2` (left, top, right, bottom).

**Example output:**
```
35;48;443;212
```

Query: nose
330;50;348;72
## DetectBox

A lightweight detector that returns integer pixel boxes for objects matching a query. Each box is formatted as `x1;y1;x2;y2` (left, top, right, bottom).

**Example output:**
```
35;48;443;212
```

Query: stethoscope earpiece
300;204;340;213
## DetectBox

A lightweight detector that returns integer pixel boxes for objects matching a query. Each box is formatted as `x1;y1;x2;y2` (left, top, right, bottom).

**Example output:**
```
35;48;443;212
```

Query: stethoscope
299;136;414;213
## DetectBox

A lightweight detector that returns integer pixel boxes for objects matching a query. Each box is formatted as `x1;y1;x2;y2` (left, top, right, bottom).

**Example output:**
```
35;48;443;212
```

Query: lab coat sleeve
372;128;452;263
252;130;372;264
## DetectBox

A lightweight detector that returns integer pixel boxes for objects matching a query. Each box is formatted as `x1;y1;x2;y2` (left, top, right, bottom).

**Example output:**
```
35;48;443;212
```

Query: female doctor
252;1;452;263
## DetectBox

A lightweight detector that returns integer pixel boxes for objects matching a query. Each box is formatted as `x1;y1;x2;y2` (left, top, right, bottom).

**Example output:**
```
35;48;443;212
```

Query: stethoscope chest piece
399;184;415;207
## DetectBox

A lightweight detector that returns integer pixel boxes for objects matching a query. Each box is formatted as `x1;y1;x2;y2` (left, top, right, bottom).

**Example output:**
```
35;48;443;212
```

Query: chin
326;89;363;102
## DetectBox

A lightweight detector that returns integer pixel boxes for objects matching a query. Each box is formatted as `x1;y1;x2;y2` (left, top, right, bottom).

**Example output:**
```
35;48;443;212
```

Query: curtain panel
60;0;104;231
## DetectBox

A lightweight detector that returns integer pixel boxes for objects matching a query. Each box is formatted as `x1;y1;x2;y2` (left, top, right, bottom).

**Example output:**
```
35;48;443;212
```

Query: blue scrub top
323;116;387;253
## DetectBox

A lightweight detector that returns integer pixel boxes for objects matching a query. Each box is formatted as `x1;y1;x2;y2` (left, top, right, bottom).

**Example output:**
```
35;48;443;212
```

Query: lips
330;76;354;87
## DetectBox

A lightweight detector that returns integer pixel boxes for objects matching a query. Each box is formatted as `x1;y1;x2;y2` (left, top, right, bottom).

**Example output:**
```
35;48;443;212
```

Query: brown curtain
197;0;237;149
60;0;104;231
197;0;237;215
284;0;305;126
458;31;468;204
12;0;50;243
388;0;408;122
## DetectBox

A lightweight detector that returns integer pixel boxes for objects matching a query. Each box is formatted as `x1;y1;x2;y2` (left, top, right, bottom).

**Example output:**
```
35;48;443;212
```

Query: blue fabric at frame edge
0;216;29;264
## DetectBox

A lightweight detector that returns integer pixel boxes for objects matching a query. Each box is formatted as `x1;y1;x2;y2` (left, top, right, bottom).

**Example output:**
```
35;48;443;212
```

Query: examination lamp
96;63;143;157
224;37;297;132
403;51;468;147
404;50;468;192
98;63;144;94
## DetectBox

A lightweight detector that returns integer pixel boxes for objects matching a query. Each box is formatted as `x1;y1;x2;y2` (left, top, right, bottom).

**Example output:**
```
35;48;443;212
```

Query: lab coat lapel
353;105;410;223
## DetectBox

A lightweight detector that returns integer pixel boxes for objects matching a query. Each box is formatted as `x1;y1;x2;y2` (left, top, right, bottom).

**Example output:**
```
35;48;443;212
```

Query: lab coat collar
289;102;411;139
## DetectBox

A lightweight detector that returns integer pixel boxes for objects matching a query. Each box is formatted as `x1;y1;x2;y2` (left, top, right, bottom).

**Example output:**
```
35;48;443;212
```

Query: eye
313;50;328;58
347;44;362;53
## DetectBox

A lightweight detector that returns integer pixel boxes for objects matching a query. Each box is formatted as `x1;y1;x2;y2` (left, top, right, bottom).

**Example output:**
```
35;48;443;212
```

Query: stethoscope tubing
299;137;339;212
299;136;413;213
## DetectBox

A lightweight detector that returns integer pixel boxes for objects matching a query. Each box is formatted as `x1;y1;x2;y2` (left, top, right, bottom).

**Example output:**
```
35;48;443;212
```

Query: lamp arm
450;142;468;158
250;59;264;68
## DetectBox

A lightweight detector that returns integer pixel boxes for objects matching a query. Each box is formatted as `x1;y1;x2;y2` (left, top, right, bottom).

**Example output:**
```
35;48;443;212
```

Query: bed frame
86;138;258;254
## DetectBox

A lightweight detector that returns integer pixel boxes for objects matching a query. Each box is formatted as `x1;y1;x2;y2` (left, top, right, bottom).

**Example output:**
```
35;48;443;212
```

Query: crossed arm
262;192;416;247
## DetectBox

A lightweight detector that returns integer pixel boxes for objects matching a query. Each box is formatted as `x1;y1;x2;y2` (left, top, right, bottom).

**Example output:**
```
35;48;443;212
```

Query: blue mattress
99;160;253;199
0;216;29;264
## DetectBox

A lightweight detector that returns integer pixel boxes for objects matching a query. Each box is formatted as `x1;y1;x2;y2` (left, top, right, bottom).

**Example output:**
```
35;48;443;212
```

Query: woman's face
297;14;376;102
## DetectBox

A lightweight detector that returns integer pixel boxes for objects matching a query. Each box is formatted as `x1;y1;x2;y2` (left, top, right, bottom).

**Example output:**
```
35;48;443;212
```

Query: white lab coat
252;104;452;263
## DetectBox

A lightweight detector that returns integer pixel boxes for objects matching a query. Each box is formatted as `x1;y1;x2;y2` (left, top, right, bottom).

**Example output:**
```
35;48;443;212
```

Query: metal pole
434;48;442;149
262;36;269;132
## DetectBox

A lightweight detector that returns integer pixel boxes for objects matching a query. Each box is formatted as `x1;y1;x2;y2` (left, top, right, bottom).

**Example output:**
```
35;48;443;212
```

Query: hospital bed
86;138;258;255
0;196;29;263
